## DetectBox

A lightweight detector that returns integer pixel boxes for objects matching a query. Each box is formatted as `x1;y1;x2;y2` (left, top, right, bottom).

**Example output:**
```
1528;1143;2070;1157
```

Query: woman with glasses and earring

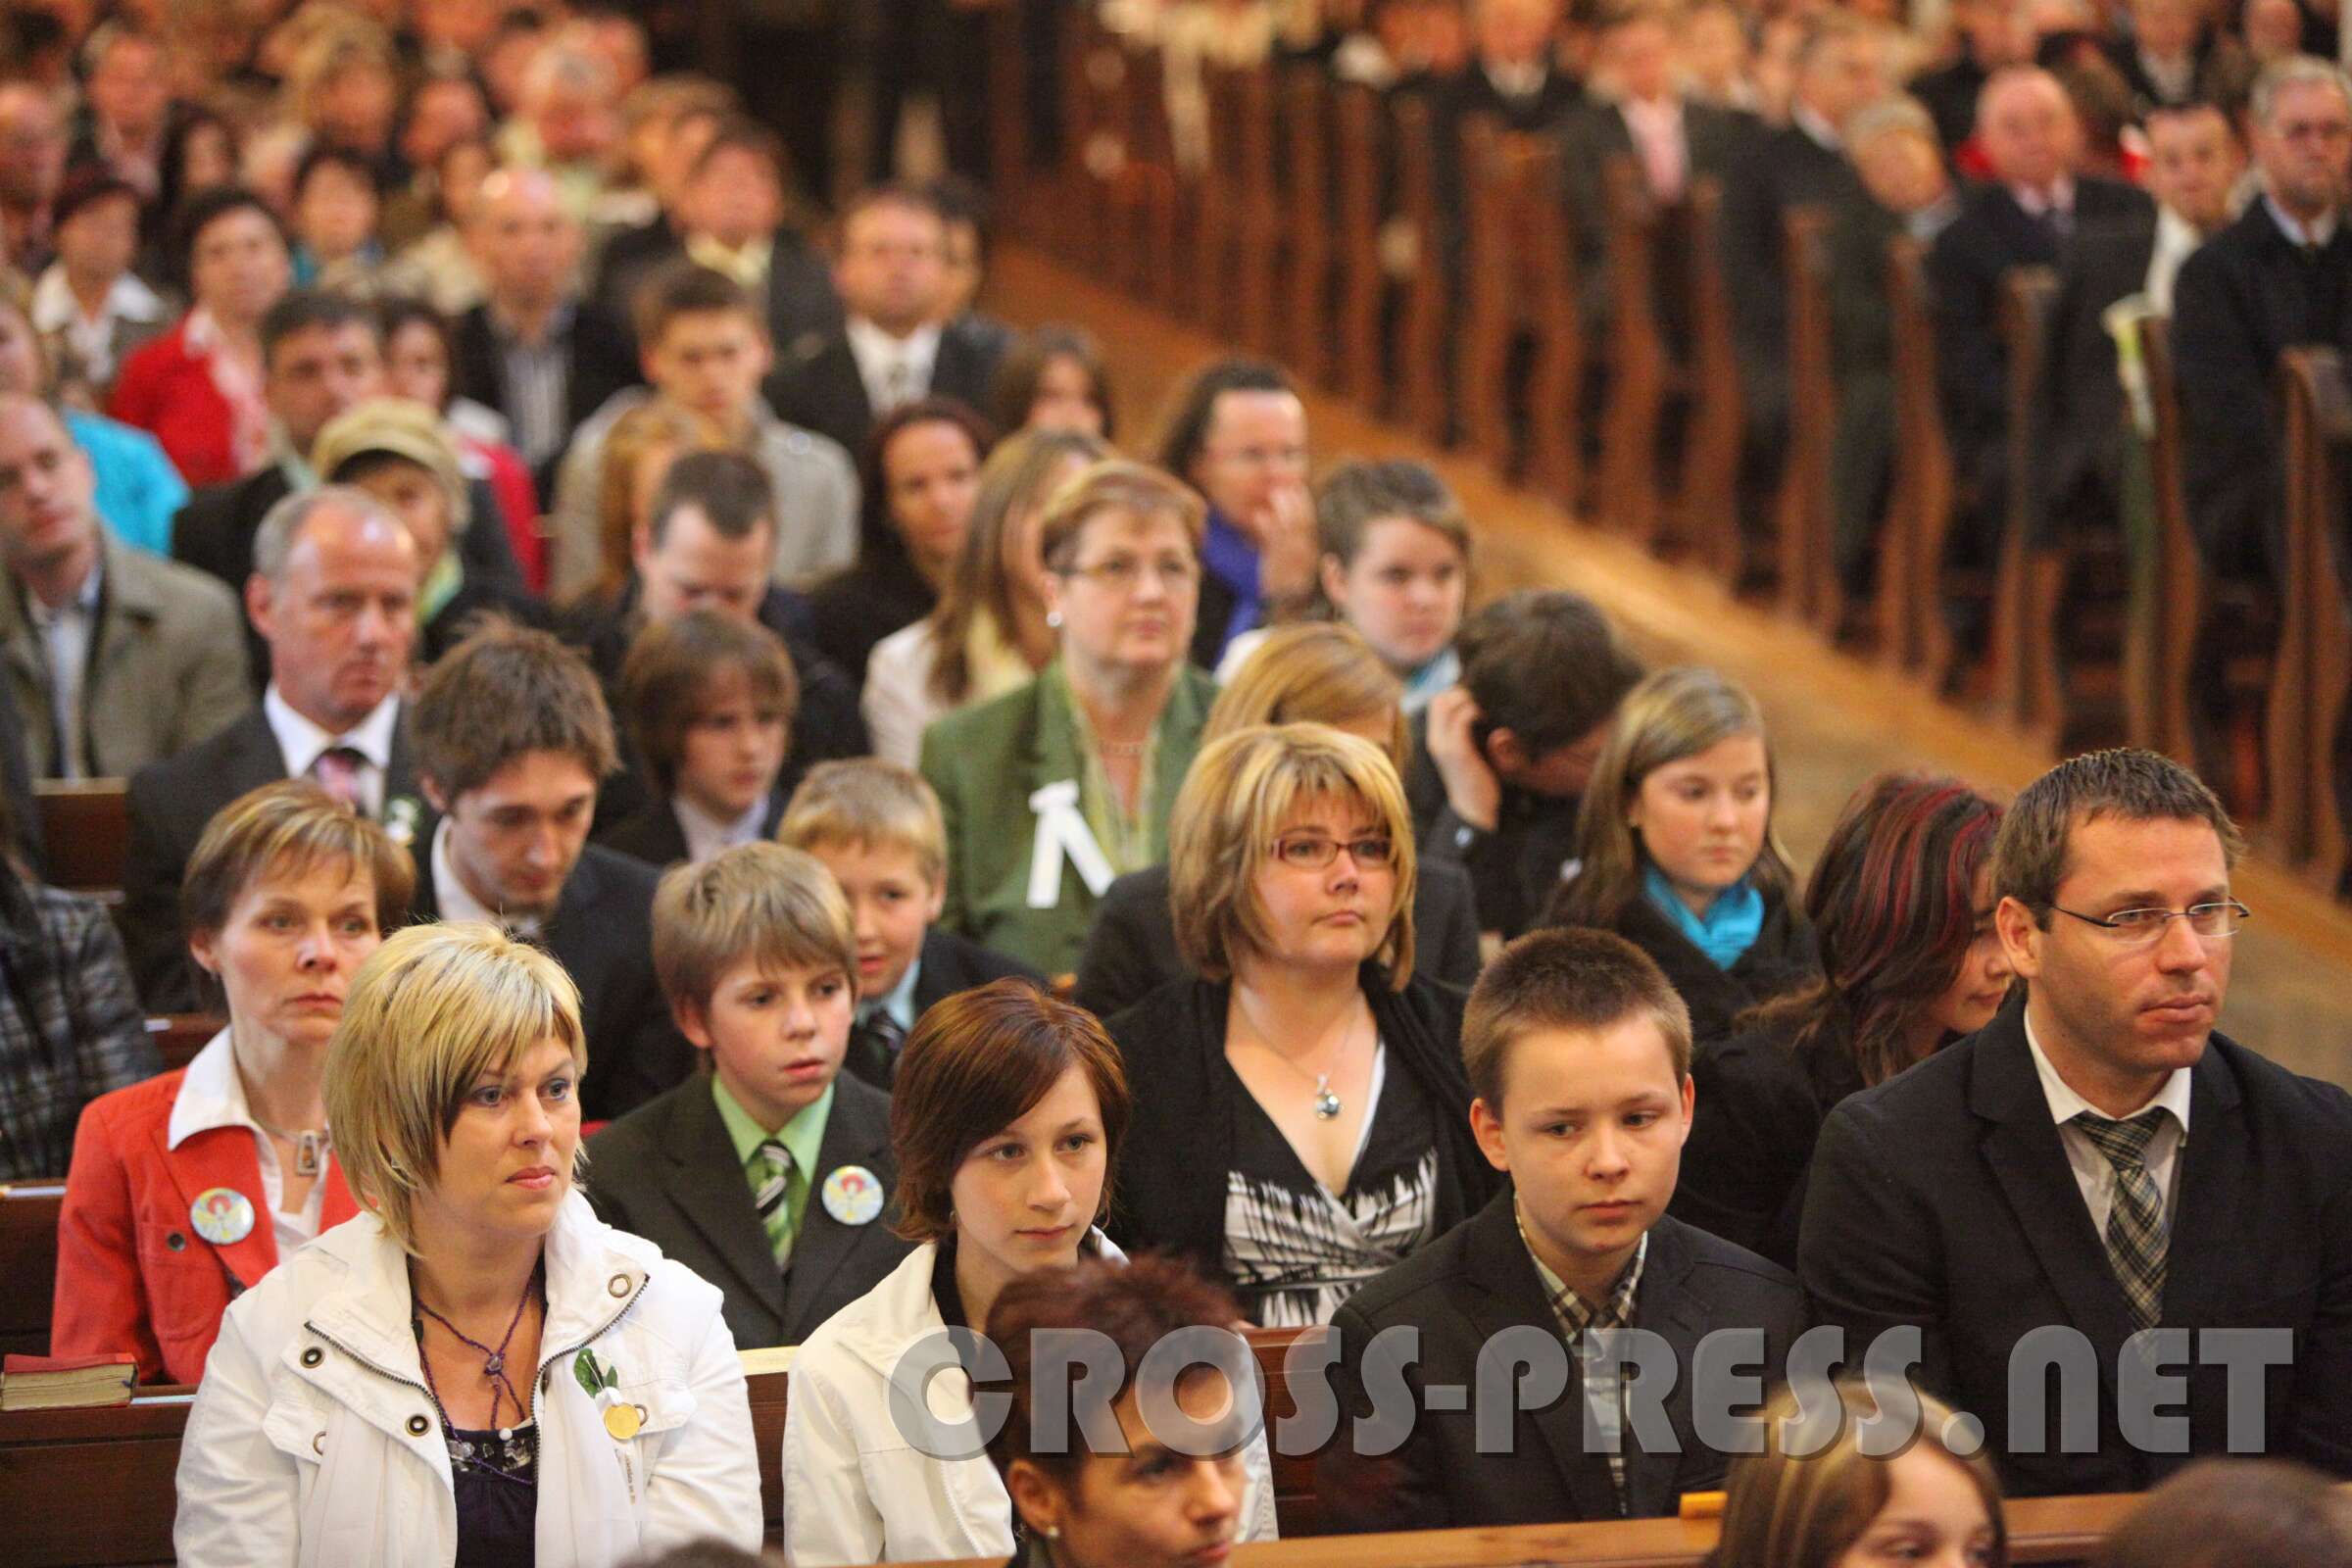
920;461;1219;978
1103;723;1497;1327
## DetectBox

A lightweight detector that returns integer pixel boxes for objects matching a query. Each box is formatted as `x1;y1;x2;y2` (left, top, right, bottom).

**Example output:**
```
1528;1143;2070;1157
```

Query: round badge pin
820;1165;884;1227
190;1187;256;1247
603;1402;644;1442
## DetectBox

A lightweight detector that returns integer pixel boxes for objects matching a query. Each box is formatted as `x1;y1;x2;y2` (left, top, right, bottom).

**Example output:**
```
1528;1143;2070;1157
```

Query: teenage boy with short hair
548;260;857;601
588;841;909;1349
1317;927;1803;1532
778;759;1041;1090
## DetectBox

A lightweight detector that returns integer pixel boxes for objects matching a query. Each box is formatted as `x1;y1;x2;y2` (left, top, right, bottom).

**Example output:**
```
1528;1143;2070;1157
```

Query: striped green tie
753;1139;801;1268
2075;1109;2170;1333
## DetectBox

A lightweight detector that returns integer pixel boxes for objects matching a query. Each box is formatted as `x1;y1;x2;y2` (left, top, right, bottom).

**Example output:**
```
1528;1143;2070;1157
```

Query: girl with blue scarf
1549;667;1820;1044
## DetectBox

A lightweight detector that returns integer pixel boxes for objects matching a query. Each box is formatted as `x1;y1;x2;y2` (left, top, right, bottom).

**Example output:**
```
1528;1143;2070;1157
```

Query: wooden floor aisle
983;239;2352;1088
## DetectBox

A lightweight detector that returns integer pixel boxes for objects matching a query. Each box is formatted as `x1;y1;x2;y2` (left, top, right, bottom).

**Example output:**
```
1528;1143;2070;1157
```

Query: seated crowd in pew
4;1;2352;1565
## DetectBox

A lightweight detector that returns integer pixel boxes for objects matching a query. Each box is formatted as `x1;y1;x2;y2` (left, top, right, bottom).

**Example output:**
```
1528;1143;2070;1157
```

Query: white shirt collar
844;316;943;413
27;263;164;332
670;791;769;864
2266;193;2340;248
2024;1009;2194;1136
263;685;400;778
2011;174;2077;218
166;1027;258;1149
1791;102;1842;151
428;815;542;938
21;552;101;622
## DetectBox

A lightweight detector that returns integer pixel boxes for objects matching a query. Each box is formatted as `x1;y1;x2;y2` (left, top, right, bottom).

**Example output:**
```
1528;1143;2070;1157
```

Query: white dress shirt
263;686;399;819
2145;205;2203;317
29;264;165;390
2025;1012;2193;1236
671;792;770;865
427;816;543;940
23;561;101;779
2266;193;2340;249
166;1028;328;1256
844;316;942;416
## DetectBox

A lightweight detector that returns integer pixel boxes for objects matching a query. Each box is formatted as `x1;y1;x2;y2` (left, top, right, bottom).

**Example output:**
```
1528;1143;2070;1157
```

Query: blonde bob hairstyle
325;922;587;1253
1169;722;1416;986
1558;665;1795;926
1713;1380;2007;1568
1205;622;1409;766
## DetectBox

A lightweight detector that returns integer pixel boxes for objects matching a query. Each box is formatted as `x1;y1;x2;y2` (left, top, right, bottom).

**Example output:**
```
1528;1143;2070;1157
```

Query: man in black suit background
667;119;842;365
1433;0;1584;281
1802;748;2352;1496
1930;66;2153;586
451;168;641;495
2173;55;2352;587
1317;928;1804;1531
123;486;423;1008
2106;0;2253;122
407;620;689;1121
1909;0;2036;150
764;183;1005;458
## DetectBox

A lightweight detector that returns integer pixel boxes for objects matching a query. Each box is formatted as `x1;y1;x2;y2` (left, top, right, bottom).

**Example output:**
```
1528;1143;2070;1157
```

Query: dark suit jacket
413;842;689;1121
1828;197;1910;583
1070;858;1484;1019
807;549;935;688
1318;1193;1805;1531
842;928;1046;1091
122;704;421;1009
1558;98;1752;330
1431;62;1585;282
1720;123;1870;432
2172;199;2352;584
585;1069;910;1348
590;220;843;361
2033;207;2161;548
763;314;1007;459
172;461;527;685
1425;784;1583;944
594;787;793;870
1910;54;1989;149
1801;1002;2352;1495
451;301;643;489
1929;178;2153;495
2105;32;2251;122
1103;967;1497;1291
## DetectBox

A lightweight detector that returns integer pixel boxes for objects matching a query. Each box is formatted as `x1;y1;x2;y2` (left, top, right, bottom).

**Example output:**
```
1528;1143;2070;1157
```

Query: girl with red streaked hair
1669;772;2010;1268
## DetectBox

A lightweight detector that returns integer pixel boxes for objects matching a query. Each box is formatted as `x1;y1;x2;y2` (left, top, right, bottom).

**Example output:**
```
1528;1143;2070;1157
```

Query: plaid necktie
753;1139;801;1268
311;745;368;812
853;1009;907;1088
2075;1109;2170;1332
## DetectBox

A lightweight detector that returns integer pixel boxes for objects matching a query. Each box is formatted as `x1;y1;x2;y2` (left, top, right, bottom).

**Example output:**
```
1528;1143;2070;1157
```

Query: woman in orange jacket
52;780;413;1384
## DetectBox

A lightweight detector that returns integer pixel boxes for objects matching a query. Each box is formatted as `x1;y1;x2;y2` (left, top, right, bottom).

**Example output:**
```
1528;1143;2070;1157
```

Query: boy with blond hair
587;841;908;1348
779;759;1041;1090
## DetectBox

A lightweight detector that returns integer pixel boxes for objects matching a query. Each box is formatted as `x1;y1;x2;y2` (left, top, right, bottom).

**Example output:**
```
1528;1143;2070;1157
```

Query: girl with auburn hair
1710;1381;2007;1568
1550;666;1819;1045
1672;773;2011;1266
779;976;1279;1566
1104;723;1495;1327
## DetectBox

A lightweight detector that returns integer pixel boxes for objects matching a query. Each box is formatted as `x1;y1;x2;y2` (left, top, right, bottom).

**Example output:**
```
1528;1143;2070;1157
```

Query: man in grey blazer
0;394;248;779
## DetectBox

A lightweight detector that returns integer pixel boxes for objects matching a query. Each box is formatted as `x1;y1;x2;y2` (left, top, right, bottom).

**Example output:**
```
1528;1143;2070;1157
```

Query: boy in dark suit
588;841;910;1350
779;759;1042;1091
1317;926;1804;1532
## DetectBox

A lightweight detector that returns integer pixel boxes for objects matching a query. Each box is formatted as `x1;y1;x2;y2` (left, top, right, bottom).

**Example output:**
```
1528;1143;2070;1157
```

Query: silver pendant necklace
1311;1078;1344;1121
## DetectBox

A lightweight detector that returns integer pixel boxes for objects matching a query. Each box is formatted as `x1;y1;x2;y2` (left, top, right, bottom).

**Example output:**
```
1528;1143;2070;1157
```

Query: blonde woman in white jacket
175;923;764;1568
781;979;1280;1567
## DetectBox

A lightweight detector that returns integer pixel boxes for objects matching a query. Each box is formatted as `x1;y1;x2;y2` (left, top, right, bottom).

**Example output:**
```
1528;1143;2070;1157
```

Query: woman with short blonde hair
54;780;411;1386
175;922;762;1568
1105;724;1495;1326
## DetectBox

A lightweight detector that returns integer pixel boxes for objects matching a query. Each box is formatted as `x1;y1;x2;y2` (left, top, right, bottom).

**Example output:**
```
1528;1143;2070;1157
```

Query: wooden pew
1776;205;1841;635
1333;84;1388;412
1596;156;1672;550
1876;235;1957;687
1676;177;1746;586
1516;138;1587;513
1284;66;1336;390
1390;92;1450;448
2267;347;2352;890
0;1182;64;1358
150;1014;221;1071
1126;44;1186;317
1985;266;2066;749
33;780;128;898
1234;64;1285;359
1192;63;1246;340
1451;112;1515;474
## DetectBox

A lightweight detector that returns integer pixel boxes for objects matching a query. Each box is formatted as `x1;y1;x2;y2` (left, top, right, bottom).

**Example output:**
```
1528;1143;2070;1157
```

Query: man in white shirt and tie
121;486;422;1008
766;184;1008;459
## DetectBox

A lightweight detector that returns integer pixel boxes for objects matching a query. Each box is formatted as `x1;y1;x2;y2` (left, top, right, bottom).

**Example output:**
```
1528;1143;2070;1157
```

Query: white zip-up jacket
174;1192;763;1568
780;1236;1281;1567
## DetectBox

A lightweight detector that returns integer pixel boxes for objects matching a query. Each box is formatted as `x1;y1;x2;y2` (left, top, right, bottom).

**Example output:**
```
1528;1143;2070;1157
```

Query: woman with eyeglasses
1103;723;1496;1327
920;461;1218;978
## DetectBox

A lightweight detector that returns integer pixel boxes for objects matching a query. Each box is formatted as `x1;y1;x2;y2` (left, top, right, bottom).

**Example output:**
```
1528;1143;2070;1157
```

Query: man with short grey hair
0;394;248;779
120;488;425;1008
1803;747;2352;1496
2174;55;2352;586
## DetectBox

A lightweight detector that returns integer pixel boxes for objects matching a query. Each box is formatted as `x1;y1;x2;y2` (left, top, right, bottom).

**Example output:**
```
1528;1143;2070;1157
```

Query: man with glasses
1801;748;2352;1495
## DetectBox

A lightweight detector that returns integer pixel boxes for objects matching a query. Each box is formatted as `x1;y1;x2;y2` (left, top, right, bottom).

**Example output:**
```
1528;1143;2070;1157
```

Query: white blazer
780;1235;1281;1567
174;1192;763;1568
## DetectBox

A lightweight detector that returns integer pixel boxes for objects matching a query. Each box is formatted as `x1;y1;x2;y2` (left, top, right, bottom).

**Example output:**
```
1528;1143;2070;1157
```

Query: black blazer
585;1069;911;1349
1102;967;1497;1294
1069;858;1484;1019
2172;199;2352;585
413;842;689;1121
1800;1002;2352;1495
1671;1009;1866;1270
1577;887;1821;1047
2032;208;2160;548
591;220;843;360
1317;1193;1805;1531
763;314;1007;460
172;462;528;686
122;704;422;1009
451;301;643;489
1558;98;1752;325
806;551;935;688
1719;123;1870;423
1423;784;1582;944
841;928;1046;1090
594;787;793;870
